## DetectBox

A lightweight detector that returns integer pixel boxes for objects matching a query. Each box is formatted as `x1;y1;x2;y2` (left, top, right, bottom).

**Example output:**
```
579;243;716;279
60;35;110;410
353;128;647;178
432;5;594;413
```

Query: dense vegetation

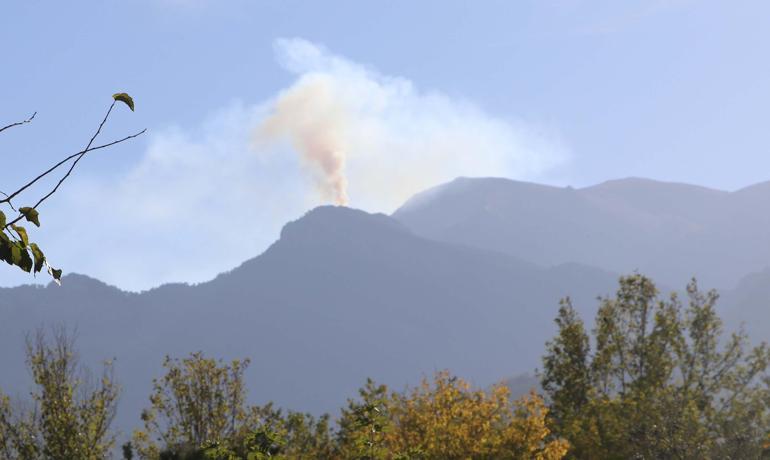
2;274;769;459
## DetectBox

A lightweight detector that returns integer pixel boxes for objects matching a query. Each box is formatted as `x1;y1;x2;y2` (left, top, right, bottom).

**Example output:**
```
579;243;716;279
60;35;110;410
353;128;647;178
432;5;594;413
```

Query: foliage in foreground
0;328;119;460
540;274;770;459
335;373;567;460
0;94;142;282
4;274;770;459
130;355;565;459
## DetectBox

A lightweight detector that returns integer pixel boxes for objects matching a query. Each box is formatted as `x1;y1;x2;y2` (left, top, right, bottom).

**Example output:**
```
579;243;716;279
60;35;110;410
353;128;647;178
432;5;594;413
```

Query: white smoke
257;38;568;212
14;38;569;291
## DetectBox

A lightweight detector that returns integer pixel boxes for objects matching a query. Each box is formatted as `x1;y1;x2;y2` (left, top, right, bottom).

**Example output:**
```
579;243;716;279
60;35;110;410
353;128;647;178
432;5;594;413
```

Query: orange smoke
257;75;350;205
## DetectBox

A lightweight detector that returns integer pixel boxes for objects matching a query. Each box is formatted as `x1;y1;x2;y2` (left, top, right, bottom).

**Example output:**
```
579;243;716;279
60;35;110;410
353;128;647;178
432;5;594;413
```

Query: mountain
0;206;619;443
5;176;770;445
393;176;770;289
720;268;770;344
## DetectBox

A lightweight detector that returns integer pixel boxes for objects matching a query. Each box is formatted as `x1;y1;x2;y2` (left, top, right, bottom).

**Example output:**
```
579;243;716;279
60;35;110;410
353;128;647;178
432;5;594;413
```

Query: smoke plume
258;75;350;205
256;38;568;210
25;38;568;291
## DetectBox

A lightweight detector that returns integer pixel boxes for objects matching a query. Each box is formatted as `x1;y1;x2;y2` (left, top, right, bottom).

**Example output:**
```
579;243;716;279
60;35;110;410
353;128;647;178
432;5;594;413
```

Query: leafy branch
0;93;143;284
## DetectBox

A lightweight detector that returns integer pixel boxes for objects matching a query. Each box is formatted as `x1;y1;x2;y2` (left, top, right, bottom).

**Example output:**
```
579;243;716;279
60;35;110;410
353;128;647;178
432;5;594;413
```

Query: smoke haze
256;38;569;212
5;38;567;291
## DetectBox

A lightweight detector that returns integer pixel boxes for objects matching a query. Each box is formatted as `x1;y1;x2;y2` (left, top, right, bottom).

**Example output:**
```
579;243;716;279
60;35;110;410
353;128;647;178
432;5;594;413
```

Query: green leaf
10;244;22;265
11;225;28;247
0;235;10;264
19;207;40;227
29;243;45;273
18;246;32;272
0;210;5;228
48;265;63;285
112;92;135;111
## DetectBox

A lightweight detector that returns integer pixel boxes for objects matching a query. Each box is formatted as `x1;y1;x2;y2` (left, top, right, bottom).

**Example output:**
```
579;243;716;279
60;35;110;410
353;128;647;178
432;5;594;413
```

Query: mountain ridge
393;176;770;288
0;204;621;443
4;176;770;447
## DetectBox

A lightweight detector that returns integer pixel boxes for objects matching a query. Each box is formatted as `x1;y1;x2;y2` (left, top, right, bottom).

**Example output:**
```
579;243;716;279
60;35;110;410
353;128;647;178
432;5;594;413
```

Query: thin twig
1;128;146;205
29;102;114;209
0;112;36;134
0;191;16;211
4;101;145;229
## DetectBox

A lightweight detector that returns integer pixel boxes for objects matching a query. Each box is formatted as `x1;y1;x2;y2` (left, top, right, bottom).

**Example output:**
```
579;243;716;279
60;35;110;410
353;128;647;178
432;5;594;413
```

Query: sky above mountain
2;1;770;290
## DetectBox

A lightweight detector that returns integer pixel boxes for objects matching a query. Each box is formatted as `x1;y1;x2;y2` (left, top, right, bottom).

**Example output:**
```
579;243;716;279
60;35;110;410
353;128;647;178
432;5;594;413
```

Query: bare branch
0;112;36;134
23;102;115;210
3;100;147;232
0;191;16;211
1;128;146;206
3;128;146;230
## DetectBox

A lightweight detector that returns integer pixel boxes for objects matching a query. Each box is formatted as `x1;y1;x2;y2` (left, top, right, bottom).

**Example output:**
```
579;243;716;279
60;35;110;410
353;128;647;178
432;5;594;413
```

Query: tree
540;299;590;432
0;93;143;282
0;327;120;459
335;378;393;460
281;412;335;459
133;351;340;460
540;274;770;458
335;372;569;460
133;352;276;459
384;371;568;459
133;356;568;459
189;410;334;460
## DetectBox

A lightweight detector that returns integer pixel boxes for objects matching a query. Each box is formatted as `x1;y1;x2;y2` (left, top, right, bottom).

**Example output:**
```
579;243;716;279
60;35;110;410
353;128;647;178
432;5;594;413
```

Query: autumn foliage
129;361;566;459
383;372;567;459
5;274;770;459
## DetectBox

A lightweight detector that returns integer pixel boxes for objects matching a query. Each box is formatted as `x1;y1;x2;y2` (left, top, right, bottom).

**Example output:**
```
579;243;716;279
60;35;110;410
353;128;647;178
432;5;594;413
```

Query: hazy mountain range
396;176;770;289
2;176;770;440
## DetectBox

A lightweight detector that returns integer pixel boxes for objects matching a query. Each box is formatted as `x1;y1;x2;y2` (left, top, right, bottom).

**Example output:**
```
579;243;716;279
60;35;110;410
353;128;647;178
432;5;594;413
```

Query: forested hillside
4;180;770;458
2;274;766;458
0;206;619;448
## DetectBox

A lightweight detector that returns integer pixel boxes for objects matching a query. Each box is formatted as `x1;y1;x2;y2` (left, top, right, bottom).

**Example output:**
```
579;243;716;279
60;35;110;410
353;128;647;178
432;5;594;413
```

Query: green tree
0;93;143;282
197;427;288;460
193;411;333;460
540;298;591;438
0;328;120;460
335;378;393;460
132;352;289;459
540;274;770;458
281;412;334;459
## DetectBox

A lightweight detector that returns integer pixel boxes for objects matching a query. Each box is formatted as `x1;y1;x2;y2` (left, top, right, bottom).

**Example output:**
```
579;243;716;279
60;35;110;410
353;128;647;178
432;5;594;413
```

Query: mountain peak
49;273;126;294
280;205;408;242
732;180;770;197
582;177;726;195
395;177;564;217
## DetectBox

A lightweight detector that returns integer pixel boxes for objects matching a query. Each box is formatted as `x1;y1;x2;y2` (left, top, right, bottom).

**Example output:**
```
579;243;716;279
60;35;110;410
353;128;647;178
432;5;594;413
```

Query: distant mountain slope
0;206;619;444
721;268;770;344
393;177;770;288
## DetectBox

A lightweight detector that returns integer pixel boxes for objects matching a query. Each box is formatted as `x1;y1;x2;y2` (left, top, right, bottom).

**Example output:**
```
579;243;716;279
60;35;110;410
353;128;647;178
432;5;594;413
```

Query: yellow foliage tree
378;371;568;459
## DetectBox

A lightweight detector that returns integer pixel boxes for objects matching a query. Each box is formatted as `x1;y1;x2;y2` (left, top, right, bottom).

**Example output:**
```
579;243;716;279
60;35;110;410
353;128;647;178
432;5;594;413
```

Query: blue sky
2;0;770;290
